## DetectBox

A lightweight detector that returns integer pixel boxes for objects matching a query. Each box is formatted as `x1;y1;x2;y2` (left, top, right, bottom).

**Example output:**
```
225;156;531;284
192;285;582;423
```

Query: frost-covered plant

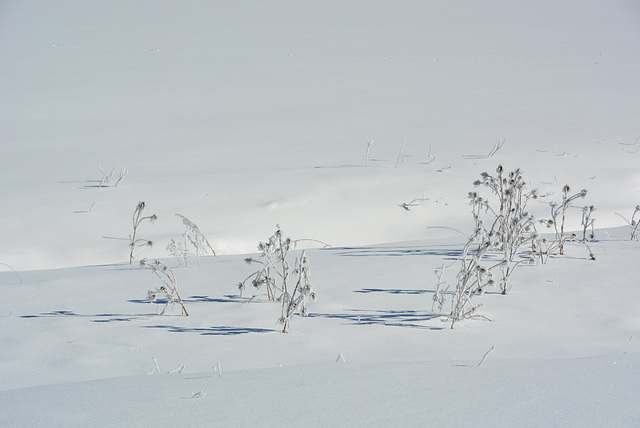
470;165;542;294
239;226;291;301
431;263;449;312
616;205;640;240
434;166;543;328
581;205;596;242
129;202;157;264
435;167;595;327
546;185;588;255
438;232;495;328
238;226;317;332
278;250;317;333
141;258;188;316
167;214;216;266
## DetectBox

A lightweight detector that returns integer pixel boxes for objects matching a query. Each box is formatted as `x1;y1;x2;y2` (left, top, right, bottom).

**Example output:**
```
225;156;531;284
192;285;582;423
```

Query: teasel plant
141;258;188;316
238;226;318;332
129;202;157;264
470;165;543;293
547;185;588;256
580;205;596;242
615;205;640;241
278;250;317;333
167;214;216;267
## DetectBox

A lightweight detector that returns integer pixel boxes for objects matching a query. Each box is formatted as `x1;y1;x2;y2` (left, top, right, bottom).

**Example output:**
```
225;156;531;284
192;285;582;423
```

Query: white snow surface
1;0;639;426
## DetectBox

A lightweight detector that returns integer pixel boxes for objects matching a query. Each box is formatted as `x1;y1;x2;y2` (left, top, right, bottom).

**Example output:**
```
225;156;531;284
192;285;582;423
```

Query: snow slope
1;0;639;426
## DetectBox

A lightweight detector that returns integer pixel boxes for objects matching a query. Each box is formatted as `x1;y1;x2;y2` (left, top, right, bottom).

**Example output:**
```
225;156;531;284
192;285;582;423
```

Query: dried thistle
141;258;188;316
129;202;157;264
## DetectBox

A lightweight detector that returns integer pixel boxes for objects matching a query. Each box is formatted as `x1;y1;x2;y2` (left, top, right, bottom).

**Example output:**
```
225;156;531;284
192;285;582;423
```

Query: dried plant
129;202;156;264
395;136;406;168
399;195;428;211
470;165;542;294
141;258;188;316
546;185;588;255
581;205;596;242
167;214;216;266
98;165;128;187
615;205;640;240
435;166;595;328
436;166;542;328
238;226;317;332
365;139;374;168
431;262;450;313
487;138;507;158
278;250;317;333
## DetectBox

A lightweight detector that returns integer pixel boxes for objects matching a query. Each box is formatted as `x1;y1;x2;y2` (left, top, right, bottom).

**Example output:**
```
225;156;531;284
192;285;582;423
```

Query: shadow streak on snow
20;310;154;322
143;325;276;336
355;287;502;296
128;295;248;305
328;246;463;260
355;288;433;295
184;295;248;304
309;309;445;330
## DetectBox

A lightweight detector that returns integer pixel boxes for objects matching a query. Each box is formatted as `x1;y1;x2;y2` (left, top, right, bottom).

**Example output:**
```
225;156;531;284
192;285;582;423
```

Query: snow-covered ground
1;0;639;426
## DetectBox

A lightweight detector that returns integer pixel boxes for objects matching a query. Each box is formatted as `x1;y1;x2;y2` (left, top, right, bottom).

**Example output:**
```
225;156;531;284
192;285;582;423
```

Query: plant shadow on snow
128;295;247;305
329;246;463;260
355;287;503;296
143;325;276;335
309;309;445;330
20;310;154;322
355;288;432;295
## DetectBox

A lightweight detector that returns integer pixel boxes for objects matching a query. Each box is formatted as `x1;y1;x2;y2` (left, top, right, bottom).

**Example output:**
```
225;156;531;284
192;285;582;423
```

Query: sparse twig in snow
487;138;507;158
395;136;406;168
365;139;374;168
98;165;127;187
477;345;495;367
615;205;640;240
399;195;428;211
0;263;23;284
462;139;506;159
